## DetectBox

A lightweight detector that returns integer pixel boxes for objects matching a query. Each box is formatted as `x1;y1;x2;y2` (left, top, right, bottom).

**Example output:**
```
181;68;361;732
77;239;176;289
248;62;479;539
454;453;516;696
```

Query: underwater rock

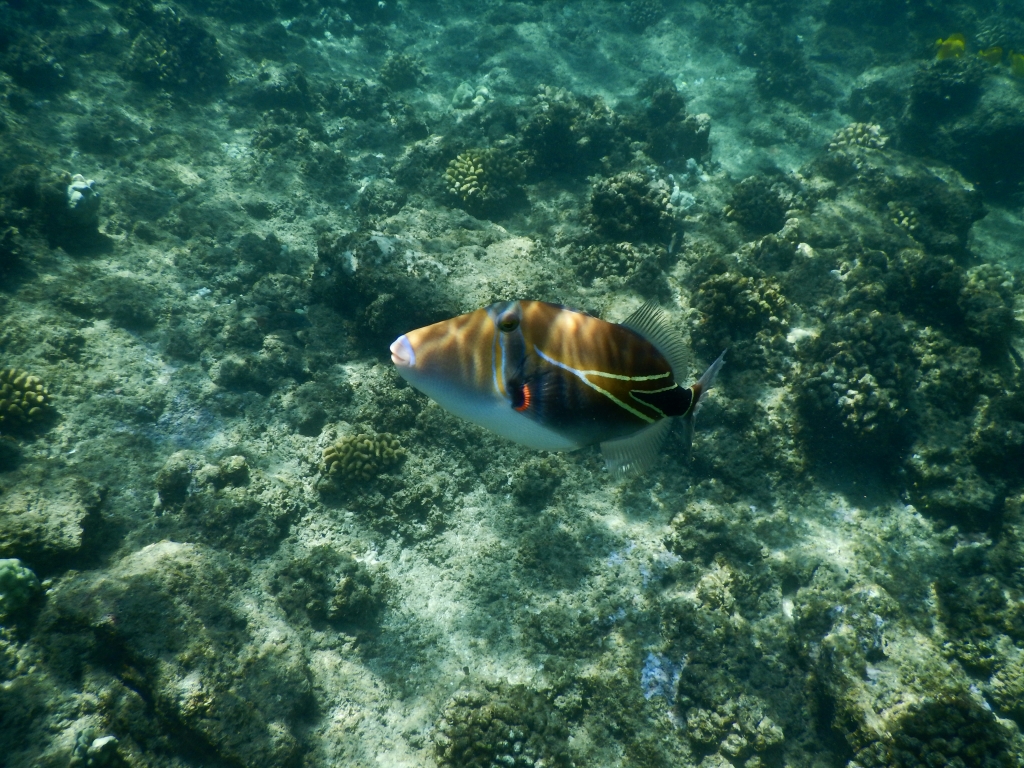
0;35;67;92
1;167;105;253
627;0;665;30
908;69;1024;201
68;728;122;768
905;57;986;131
904;440;1002;529
0;476;99;565
39;541;312;768
242;62;314;112
857;694;1017;767
66;175;99;221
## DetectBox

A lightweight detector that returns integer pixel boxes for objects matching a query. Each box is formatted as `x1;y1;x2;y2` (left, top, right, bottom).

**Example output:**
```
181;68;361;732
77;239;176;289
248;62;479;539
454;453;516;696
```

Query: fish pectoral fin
600;417;675;479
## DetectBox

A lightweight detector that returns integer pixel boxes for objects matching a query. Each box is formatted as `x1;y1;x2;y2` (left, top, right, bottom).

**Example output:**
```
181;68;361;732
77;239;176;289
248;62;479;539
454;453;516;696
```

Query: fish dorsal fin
600;417;675;479
619;302;690;380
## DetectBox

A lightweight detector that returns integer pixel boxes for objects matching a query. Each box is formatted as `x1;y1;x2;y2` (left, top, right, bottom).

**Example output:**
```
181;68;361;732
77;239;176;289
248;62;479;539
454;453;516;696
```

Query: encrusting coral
0;368;53;433
322;433;405;483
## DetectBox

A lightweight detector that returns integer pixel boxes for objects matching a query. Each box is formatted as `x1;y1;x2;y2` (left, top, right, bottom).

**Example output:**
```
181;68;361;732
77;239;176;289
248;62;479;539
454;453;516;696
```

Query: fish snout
390;335;416;368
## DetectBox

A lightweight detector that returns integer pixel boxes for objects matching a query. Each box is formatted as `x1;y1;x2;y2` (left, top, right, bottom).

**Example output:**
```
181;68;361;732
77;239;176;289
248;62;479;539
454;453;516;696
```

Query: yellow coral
444;150;488;202
0;367;52;432
828;122;888;152
322;433;405;482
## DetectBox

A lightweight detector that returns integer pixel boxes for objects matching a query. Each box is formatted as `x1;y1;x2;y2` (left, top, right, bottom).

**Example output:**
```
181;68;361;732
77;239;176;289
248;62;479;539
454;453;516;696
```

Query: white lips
390;335;415;367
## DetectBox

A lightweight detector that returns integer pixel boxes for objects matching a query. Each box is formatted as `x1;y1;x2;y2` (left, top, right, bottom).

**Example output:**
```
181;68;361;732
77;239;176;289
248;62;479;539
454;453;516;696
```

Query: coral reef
0;367;53;433
958;263;1018;352
693;267;789;367
724;176;795;238
828;122;888;152
797;310;913;456
118;0;227;93
380;53;424;90
322;433;405;483
588;171;679;243
628;0;665;31
39;542;312;768
0;559;40;617
570;241;671;297
434;684;571;768
2;1;1023;766
272;545;386;628
518;86;623;177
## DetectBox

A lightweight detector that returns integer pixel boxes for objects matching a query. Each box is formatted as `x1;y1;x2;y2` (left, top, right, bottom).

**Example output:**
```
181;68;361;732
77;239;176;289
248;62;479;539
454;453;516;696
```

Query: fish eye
498;316;520;333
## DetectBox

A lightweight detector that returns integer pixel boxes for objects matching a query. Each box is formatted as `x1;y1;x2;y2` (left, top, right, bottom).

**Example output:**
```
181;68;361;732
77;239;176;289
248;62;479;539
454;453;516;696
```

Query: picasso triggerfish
390;300;725;477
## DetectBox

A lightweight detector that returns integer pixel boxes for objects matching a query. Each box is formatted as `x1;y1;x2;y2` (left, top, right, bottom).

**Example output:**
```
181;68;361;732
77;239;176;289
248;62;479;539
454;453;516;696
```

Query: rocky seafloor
2;1;1024;766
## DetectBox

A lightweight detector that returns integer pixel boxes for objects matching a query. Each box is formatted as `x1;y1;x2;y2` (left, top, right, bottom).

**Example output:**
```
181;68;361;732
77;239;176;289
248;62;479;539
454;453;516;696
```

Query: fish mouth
389;335;415;368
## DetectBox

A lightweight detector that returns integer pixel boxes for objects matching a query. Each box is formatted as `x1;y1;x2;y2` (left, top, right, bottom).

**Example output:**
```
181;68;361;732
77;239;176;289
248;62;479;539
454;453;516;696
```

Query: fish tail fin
681;349;726;451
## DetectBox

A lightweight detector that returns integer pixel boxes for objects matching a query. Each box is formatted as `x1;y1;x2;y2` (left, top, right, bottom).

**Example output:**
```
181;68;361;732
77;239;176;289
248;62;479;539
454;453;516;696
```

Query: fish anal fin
600;417;675;479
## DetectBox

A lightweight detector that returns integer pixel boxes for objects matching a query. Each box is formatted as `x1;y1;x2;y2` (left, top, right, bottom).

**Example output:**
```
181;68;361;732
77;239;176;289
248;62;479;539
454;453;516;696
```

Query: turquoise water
1;1;1023;766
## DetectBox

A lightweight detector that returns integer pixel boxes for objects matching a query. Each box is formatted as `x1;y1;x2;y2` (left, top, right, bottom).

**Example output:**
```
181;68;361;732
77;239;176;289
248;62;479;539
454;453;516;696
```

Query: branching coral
444;148;524;214
588;171;679;243
828;122;889;152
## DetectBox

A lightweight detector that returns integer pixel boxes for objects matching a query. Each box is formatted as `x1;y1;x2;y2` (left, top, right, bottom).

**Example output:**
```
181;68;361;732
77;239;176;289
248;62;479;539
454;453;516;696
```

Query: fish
1011;51;1024;78
935;34;966;60
389;300;726;477
978;46;1003;65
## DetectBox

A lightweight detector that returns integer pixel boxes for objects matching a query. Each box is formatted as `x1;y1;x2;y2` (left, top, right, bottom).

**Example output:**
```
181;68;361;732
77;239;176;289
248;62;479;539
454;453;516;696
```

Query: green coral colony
322;433;405;482
0;558;40;617
0;368;52;431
